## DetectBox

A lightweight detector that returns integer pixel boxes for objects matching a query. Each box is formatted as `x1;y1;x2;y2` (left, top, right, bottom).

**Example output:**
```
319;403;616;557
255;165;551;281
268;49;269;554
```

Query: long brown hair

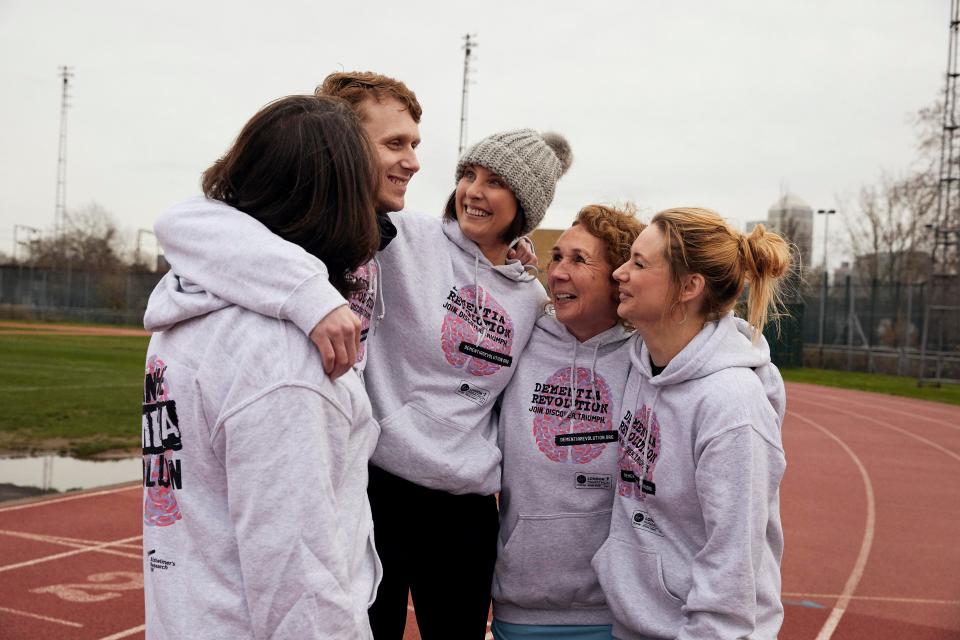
651;207;792;337
202;95;379;296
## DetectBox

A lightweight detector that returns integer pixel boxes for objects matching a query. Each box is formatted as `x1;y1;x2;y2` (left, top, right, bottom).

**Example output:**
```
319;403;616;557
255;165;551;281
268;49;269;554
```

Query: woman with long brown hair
141;94;383;639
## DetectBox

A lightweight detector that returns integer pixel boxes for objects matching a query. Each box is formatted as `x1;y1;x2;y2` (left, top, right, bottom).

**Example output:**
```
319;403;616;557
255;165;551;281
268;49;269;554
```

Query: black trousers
367;465;499;640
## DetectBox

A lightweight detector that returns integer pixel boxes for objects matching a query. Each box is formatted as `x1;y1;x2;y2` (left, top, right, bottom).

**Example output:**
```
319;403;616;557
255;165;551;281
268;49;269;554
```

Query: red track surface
1;382;958;639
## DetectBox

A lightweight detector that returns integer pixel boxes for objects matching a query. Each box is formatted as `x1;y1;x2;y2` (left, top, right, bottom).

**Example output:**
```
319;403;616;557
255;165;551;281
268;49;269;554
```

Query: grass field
2;322;958;457
0;331;149;457
781;367;960;406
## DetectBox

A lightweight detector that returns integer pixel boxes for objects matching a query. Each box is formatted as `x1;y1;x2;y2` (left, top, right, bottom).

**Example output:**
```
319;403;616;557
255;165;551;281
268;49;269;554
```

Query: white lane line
790;388;960;432
0;483;139;514
98;624;146;640
0;535;143;574
0;604;83;628
792;397;960;464
0;529;142;560
787;410;876;640
782;592;960;605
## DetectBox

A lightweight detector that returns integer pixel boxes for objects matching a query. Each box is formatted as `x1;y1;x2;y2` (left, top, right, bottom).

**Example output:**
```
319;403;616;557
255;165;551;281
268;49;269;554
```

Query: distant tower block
766;193;813;270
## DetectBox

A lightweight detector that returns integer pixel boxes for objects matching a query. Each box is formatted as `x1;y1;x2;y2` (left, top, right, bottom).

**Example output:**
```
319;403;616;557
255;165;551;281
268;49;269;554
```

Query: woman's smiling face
612;224;675;329
548;224;620;341
454;164;519;254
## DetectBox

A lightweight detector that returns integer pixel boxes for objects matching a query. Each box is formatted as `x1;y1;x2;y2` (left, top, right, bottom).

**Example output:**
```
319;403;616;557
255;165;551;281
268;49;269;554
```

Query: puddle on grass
0;455;140;493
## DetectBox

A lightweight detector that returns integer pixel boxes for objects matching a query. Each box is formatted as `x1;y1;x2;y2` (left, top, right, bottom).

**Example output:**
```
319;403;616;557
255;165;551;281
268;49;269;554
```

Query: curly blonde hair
571;203;646;270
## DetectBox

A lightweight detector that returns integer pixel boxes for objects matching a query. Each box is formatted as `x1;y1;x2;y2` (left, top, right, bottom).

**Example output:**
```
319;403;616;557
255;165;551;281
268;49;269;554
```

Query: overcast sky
0;1;947;265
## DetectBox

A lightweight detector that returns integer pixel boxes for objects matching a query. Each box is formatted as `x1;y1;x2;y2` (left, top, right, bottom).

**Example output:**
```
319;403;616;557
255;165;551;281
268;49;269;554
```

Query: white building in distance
764;193;813;272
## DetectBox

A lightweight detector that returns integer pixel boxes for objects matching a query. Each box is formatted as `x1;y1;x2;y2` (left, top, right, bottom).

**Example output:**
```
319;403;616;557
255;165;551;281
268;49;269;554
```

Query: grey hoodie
494;313;636;625
142;275;381;639
148;196;383;371
592;313;786;640
150;199;548;495
364;211;547;494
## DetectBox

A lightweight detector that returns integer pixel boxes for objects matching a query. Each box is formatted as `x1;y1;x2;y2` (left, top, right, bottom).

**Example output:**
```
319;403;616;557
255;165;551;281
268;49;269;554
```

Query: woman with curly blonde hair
492;204;645;640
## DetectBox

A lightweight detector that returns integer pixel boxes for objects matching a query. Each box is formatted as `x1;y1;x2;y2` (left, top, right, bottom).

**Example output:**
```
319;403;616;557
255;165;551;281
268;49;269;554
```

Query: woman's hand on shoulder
309;306;360;379
508;236;538;268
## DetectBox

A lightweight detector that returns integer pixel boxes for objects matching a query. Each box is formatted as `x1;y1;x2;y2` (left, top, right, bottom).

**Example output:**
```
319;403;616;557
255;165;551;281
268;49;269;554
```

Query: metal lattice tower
55;65;74;237
458;34;477;155
918;1;960;386
934;1;960;255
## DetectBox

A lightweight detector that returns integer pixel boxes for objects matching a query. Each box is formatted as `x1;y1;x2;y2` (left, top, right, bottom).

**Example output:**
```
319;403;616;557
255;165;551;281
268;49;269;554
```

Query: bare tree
845;170;938;287
26;202;125;272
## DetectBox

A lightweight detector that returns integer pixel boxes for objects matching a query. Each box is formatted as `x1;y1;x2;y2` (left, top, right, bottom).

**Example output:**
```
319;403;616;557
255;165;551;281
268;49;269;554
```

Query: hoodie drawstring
561;339;603;424
372;257;385;334
473;253;489;344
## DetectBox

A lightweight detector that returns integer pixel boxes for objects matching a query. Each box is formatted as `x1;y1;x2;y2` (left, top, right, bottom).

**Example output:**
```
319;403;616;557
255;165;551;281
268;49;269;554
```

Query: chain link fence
2;263;958;380
800;275;960;380
0;265;164;325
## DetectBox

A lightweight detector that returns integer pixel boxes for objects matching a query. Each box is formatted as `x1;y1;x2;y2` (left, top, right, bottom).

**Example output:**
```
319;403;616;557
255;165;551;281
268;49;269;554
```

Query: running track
1;382;958;639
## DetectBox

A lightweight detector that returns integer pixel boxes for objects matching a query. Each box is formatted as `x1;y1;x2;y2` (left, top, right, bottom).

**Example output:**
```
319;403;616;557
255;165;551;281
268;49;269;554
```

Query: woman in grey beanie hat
443;128;573;264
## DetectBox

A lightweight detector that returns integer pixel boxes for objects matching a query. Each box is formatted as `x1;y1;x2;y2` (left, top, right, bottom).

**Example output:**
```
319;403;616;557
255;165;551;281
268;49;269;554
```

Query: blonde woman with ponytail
592;207;791;640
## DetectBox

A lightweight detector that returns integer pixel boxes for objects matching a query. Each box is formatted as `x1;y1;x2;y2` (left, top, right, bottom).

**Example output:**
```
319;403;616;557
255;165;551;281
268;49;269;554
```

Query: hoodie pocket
372;402;502;495
591;536;683;637
493;510;611;611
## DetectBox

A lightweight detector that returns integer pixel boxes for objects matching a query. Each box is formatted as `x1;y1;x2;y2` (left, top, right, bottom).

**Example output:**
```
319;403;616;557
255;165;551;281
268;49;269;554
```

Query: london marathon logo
530;366;616;464
142;355;183;527
441;284;514;376
617;404;661;502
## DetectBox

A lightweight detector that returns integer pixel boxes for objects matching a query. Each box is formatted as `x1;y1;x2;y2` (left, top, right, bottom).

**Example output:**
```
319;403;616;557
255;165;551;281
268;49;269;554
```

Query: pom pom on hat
541;131;573;176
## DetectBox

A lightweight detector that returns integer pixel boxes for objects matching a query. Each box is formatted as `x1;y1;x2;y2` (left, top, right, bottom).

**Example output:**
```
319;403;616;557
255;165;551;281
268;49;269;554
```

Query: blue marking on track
782;599;826;609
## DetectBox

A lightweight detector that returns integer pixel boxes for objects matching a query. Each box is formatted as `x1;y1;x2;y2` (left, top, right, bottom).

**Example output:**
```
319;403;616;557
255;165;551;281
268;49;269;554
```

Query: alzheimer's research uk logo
456;380;490;406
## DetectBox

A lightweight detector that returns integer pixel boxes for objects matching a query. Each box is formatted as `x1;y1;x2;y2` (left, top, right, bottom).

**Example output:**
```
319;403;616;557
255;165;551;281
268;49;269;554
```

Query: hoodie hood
536;310;633;347
143;272;232;332
631;312;785;421
440;216;538;283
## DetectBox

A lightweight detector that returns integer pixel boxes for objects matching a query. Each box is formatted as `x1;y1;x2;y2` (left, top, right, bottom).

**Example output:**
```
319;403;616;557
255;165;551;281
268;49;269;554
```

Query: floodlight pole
816;208;836;352
55;66;74;237
458;34;477;156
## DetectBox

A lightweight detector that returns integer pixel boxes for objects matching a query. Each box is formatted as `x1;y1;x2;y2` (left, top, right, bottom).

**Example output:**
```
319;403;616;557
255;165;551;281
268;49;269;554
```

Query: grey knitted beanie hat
455;129;573;235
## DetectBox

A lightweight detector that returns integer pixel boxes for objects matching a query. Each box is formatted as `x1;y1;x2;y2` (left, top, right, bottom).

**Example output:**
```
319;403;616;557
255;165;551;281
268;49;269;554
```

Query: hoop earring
675;301;688;325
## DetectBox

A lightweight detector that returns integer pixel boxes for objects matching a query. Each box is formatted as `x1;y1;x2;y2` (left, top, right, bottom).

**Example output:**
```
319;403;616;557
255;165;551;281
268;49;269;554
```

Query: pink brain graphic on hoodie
531;366;616;464
617;403;661;502
441;284;514;376
348;262;378;364
142;355;183;527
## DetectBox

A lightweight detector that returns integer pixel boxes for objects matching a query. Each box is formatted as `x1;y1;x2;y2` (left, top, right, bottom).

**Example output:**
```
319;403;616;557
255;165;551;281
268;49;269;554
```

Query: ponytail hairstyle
651;207;792;339
202;95;380;297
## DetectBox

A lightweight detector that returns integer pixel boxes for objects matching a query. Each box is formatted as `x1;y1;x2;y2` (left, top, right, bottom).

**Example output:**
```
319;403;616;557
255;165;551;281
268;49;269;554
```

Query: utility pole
816;208;836;358
13;225;40;262
458;34;477;156
55;65;74;238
